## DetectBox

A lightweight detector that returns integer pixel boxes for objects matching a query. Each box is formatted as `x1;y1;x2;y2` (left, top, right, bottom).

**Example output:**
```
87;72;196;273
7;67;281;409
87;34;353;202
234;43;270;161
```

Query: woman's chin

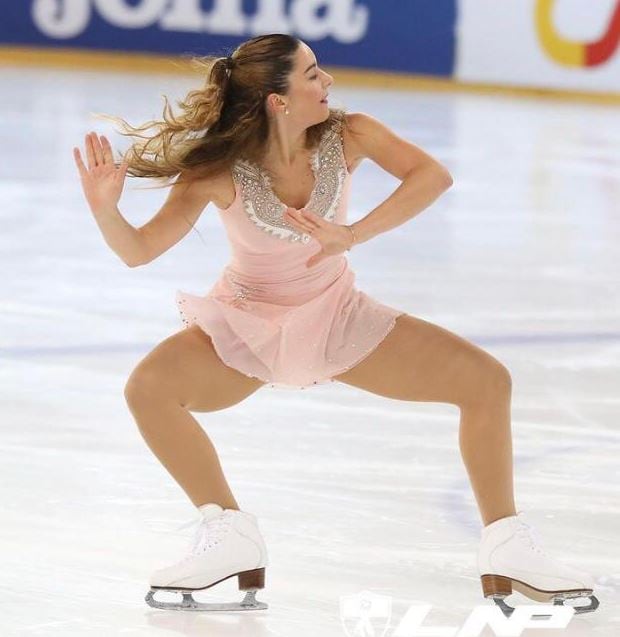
306;109;331;127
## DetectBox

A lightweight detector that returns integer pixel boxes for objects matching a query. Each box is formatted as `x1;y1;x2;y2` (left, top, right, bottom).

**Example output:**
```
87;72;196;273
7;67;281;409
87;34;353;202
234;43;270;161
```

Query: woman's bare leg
333;314;517;527
124;325;266;509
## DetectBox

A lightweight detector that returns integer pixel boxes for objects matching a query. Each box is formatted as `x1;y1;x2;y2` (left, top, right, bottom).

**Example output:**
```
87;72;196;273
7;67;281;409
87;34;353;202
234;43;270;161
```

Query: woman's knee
462;354;512;408
124;328;203;408
124;361;172;408
489;358;512;392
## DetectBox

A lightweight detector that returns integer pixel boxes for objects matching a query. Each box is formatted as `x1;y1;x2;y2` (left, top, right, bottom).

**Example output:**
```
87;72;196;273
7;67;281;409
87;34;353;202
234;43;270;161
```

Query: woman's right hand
73;132;129;214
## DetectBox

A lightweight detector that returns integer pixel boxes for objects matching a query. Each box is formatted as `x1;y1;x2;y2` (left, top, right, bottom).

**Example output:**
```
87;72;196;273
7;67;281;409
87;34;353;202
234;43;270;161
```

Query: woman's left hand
284;207;353;268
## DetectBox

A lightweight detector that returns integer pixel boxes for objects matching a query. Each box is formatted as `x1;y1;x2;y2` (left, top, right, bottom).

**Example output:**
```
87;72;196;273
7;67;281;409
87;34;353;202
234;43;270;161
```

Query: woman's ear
266;94;286;117
266;93;278;114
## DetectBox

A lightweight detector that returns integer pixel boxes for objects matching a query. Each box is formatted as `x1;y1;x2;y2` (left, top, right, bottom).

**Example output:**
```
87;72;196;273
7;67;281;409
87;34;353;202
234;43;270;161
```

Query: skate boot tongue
482;511;524;535
198;503;225;521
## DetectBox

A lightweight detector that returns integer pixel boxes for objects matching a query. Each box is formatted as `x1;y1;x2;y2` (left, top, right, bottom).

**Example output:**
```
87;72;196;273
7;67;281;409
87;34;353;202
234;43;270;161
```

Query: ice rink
1;64;619;636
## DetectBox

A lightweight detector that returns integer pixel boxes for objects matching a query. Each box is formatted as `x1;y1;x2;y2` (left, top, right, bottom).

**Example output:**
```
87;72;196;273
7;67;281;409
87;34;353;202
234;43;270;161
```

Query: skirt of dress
175;266;407;391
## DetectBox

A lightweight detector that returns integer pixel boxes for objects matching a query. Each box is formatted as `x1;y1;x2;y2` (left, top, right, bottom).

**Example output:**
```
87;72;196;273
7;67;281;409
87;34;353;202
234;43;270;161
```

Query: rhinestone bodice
222;113;349;247
213;112;352;305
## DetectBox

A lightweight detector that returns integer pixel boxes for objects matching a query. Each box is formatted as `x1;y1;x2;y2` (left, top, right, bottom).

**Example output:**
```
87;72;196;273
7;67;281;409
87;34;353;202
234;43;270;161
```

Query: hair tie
223;56;234;75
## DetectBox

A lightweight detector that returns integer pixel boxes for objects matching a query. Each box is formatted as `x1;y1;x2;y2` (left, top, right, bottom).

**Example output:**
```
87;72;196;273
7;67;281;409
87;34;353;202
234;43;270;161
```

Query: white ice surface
0;65;618;636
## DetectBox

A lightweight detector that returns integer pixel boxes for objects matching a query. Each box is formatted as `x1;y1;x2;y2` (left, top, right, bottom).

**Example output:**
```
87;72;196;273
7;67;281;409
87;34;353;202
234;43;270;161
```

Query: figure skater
73;33;598;615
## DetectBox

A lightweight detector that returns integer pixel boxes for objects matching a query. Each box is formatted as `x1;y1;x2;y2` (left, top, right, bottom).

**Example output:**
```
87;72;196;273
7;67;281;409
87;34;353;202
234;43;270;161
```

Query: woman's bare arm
135;173;212;266
342;112;453;245
74;132;212;267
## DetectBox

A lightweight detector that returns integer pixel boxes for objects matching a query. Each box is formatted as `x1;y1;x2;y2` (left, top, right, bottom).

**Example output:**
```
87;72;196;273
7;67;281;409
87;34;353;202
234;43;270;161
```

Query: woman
73;34;598;615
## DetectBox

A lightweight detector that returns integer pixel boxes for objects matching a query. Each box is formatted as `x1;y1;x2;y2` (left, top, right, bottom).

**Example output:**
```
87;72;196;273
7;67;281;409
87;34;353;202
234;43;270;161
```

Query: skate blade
145;588;268;612
481;574;599;618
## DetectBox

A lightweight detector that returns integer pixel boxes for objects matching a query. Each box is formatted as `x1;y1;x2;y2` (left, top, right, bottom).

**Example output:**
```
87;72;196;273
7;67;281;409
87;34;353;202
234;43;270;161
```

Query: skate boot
478;511;599;618
145;503;268;611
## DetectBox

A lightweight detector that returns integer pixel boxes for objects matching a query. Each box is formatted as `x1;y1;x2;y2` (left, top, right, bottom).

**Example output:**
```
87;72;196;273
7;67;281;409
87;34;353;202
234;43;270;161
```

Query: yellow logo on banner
535;0;620;67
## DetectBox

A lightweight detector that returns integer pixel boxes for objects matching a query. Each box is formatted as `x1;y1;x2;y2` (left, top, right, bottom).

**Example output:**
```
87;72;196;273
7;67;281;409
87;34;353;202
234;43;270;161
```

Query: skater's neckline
239;138;323;211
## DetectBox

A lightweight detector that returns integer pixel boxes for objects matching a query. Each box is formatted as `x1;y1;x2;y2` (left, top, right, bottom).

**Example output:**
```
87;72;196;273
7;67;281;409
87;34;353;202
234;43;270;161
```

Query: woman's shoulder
176;164;237;212
339;111;366;174
206;165;239;211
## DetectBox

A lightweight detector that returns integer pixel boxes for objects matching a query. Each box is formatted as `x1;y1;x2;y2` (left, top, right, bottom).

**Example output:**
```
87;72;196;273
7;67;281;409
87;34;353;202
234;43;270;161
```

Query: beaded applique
232;115;347;244
226;275;260;309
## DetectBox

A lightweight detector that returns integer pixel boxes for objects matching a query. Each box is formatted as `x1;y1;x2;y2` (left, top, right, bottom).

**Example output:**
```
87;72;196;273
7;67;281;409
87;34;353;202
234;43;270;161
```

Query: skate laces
187;512;233;554
515;519;548;556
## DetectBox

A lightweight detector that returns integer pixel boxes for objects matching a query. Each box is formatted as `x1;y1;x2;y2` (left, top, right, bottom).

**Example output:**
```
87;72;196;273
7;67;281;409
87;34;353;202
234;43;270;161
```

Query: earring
285;108;290;115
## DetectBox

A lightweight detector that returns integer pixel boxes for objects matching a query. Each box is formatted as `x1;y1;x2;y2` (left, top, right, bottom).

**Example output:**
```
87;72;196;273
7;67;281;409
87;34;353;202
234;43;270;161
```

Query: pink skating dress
175;112;407;390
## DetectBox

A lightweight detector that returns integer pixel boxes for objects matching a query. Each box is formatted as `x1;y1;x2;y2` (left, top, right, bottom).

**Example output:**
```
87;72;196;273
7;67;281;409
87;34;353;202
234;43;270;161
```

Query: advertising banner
0;0;457;77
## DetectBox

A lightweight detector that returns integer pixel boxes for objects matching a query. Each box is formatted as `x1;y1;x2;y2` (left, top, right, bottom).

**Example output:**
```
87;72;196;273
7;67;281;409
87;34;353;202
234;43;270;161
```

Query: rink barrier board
1;45;619;107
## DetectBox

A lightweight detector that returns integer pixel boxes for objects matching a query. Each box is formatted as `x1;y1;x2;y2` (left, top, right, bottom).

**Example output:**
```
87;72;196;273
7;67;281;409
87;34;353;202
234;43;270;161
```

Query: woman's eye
310;74;318;79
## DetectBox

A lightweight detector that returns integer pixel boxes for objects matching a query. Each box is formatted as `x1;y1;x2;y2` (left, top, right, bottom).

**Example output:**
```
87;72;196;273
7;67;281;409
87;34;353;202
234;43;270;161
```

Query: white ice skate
145;503;268;611
478;511;599;618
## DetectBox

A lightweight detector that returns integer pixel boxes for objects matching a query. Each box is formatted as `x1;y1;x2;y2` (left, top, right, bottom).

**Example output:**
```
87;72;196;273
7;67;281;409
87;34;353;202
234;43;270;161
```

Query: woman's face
277;42;333;126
